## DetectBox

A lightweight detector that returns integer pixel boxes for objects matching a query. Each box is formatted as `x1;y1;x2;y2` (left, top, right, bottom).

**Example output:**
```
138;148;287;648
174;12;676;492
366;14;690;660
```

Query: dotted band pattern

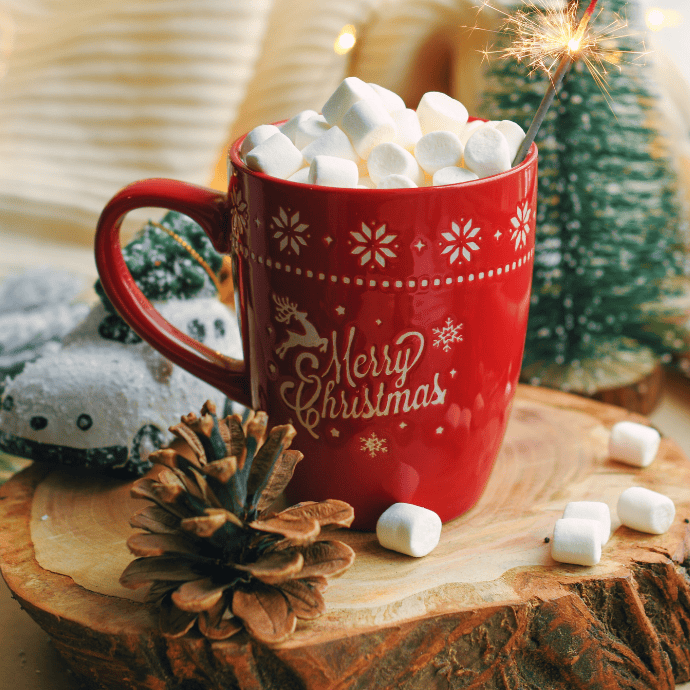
233;241;534;293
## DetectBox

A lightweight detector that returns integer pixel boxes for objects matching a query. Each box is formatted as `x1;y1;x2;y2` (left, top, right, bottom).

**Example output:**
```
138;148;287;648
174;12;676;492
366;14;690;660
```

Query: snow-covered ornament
0;212;245;477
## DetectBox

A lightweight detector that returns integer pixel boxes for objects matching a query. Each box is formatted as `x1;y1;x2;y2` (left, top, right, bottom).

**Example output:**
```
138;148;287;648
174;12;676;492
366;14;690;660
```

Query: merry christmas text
279;326;447;438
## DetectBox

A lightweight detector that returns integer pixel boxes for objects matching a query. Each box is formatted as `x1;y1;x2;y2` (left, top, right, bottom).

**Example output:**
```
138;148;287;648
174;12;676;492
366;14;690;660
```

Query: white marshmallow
391;109;423;152
562;501;611;544
376;503;442;557
322;77;379;127
369;82;406;113
377;174;418;189
416;91;468;135
286;166;310;184
464;126;512;178
367;142;424;186
244;132;304;179
341;99;397;159
294;114;330;149
240;124;281;159
432;166;479;186
308;155;358;188
459;120;487;146
414;131;464;175
494;120;526;163
279;109;318;143
301;126;358;164
551;518;602;566
617;487;675;534
609;421;661;468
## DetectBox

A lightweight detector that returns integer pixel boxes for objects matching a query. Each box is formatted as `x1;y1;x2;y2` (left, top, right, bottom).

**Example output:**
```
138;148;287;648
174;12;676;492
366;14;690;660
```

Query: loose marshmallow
562;501;611;544
322;77;379;127
245;132;304;179
279;109;318;143
391;109;423;152
494;120;526;163
376;503;442;557
308;155;358;188
432;166;479;186
464;126;512;178
367;142;424;186
377;174;418;189
287;167;310;184
609;421;661;468
459;120;487;146
301;126;359;164
416;91;468;135
240;124;281;159
369;82;406;113
293;114;330;149
617;487;675;534
341;99;397;159
414;131;464;175
551;518;602;566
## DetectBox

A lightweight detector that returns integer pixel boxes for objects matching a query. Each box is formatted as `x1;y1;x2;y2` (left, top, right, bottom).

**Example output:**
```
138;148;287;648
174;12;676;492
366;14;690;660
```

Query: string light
334;25;356;55
644;7;683;32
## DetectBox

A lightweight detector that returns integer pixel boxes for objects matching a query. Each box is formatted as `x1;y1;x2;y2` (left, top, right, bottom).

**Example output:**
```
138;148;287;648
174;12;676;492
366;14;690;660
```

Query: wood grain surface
1;385;689;690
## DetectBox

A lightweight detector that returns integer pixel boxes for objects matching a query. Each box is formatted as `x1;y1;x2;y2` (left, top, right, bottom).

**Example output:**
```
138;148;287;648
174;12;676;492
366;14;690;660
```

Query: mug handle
94;177;252;408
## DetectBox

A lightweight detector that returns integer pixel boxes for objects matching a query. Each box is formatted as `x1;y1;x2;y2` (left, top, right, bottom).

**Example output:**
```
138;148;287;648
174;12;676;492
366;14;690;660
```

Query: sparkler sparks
476;0;644;165
480;0;634;81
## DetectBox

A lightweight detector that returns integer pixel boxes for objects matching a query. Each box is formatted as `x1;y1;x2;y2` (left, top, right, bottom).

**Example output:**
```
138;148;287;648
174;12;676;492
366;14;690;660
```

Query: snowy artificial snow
0;297;244;476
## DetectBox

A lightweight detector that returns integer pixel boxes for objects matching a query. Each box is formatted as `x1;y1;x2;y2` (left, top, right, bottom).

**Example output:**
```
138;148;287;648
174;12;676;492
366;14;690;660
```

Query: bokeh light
645;7;683;32
334;25;356;55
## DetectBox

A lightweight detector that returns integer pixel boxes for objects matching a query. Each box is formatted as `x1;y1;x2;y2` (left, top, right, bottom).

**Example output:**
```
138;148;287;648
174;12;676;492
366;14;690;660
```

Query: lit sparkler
477;1;638;165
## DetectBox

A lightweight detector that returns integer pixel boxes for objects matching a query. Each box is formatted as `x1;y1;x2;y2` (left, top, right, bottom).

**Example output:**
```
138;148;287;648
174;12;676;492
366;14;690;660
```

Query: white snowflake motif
230;179;248;239
433;317;463;352
350;223;397;268
272;207;309;254
440;219;480;265
510;202;531;251
360;432;388;458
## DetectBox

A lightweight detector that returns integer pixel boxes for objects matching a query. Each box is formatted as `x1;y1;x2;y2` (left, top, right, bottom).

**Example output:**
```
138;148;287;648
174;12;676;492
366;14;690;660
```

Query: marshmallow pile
371;422;674;563
550;420;675;566
551;488;676;567
240;77;526;189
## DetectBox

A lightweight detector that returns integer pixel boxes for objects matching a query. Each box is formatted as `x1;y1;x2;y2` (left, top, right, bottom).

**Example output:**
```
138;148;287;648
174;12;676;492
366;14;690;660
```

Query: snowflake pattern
229;179;248;239
272;208;309;254
510;202;531;251
351;223;397;268
440;219;481;265
433;317;463;352
360;432;388;458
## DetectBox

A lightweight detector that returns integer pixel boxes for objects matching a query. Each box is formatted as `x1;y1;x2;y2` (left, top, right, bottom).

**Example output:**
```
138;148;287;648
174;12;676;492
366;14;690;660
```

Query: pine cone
120;401;355;644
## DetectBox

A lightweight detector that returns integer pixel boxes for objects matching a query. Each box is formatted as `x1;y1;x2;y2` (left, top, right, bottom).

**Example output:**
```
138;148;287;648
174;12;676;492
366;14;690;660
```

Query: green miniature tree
481;0;689;394
95;211;225;343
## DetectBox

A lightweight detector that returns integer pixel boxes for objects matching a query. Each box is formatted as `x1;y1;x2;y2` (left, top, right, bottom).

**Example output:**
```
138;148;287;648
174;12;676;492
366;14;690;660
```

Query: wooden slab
1;385;690;690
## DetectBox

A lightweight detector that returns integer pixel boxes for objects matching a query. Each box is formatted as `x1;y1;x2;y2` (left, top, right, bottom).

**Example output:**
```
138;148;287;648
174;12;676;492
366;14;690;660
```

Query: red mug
95;128;538;530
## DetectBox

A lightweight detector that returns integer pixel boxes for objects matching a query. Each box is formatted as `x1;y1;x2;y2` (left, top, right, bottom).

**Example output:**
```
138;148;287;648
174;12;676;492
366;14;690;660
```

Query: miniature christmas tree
481;0;689;396
94;211;226;343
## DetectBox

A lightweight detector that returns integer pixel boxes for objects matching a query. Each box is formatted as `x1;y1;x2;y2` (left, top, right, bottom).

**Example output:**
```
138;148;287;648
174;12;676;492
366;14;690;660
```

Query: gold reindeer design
273;294;329;359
